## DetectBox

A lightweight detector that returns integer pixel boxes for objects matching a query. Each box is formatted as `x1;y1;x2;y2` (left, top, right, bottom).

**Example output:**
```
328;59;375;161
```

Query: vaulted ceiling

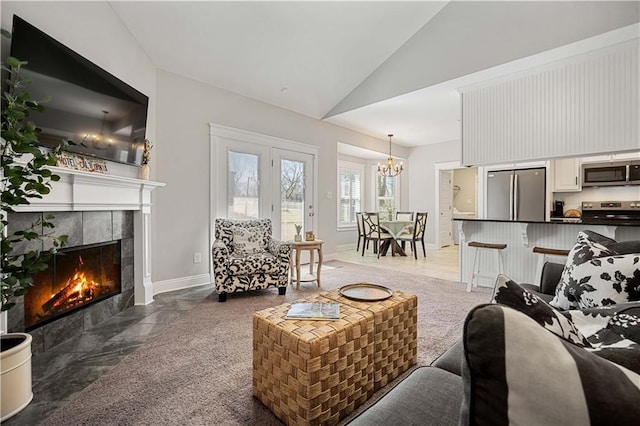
110;1;639;147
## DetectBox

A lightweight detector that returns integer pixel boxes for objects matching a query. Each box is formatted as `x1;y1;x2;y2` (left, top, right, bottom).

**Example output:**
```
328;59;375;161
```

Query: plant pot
294;235;302;242
1;333;33;421
140;164;150;180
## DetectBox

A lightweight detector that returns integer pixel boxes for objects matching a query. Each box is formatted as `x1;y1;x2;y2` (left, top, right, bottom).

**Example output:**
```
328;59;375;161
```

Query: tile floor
5;244;460;424
6;285;214;425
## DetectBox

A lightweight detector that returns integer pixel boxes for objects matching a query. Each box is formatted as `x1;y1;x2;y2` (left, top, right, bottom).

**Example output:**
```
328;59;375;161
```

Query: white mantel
12;166;166;306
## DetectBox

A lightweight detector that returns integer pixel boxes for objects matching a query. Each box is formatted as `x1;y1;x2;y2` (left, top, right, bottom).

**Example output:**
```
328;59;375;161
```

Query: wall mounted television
9;15;149;166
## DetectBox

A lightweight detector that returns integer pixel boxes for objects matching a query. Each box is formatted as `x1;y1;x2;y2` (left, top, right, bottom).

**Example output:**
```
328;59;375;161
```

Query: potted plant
294;224;302;242
1;29;67;421
140;138;152;180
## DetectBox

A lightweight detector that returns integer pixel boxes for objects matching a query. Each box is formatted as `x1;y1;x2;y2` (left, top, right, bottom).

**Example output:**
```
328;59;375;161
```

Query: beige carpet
40;261;491;426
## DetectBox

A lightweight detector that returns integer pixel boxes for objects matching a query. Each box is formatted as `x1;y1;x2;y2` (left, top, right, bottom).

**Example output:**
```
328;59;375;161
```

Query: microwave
582;161;640;187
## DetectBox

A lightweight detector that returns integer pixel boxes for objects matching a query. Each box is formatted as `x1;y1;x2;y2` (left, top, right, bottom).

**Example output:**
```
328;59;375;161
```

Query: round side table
289;239;324;288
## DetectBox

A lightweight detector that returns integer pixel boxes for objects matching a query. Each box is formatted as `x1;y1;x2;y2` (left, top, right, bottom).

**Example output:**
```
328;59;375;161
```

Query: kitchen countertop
452;217;640;226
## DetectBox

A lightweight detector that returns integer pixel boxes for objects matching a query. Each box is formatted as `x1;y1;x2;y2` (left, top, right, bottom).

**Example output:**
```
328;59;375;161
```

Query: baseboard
153;273;212;295
336;243;355;252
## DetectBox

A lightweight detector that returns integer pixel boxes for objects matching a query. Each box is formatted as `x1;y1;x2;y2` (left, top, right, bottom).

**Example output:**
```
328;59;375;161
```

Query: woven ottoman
322;289;418;391
253;288;418;425
253;294;374;426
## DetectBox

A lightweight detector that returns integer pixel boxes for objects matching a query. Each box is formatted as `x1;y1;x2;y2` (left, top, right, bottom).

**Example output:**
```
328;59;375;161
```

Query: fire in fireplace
25;241;121;330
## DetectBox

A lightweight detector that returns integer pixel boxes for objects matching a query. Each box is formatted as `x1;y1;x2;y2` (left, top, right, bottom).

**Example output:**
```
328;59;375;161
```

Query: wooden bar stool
467;241;507;295
532;246;570;284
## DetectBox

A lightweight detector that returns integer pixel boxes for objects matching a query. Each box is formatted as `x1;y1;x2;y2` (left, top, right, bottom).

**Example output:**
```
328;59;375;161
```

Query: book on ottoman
285;302;340;320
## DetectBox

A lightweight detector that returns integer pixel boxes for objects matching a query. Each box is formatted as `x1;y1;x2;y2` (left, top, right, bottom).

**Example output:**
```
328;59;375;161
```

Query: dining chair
361;212;393;258
396;211;414;221
398;212;428;259
355;212;364;252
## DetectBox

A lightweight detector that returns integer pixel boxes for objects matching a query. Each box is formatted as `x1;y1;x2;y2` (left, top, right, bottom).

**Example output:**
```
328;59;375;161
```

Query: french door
221;139;271;219
212;126;317;244
271;149;315;241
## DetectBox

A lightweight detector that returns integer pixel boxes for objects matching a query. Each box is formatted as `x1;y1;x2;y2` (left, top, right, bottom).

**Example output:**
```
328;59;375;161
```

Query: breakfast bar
454;218;640;287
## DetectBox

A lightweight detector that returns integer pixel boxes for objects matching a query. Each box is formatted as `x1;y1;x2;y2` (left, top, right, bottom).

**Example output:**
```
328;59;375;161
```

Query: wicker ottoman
253;288;418;425
323;289;418;391
253;295;374;425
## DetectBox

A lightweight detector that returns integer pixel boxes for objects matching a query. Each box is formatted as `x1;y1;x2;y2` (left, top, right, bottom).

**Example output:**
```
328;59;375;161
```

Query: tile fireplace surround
4;166;164;352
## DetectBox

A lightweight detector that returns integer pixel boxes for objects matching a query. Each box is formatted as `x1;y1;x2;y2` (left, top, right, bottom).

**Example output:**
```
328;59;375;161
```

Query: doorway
434;162;478;248
210;124;318;262
439;169;454;247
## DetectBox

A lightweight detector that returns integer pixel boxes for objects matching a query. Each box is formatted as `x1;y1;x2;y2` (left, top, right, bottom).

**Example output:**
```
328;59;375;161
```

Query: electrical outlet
327;191;332;199
193;252;202;264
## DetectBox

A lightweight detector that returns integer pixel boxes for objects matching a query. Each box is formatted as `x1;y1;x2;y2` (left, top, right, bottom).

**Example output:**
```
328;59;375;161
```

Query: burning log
41;257;98;314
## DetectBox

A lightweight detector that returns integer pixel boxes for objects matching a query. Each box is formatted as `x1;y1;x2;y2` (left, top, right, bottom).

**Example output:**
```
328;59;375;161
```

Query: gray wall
153;70;401;281
407;140;460;246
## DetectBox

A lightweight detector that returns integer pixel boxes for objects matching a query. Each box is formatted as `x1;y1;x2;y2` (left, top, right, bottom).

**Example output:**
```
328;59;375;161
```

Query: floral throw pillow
231;225;266;255
550;231;617;310
564;253;640;309
493;275;591;347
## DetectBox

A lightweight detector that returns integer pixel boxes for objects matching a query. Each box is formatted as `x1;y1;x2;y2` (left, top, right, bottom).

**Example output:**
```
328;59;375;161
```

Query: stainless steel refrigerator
486;168;546;221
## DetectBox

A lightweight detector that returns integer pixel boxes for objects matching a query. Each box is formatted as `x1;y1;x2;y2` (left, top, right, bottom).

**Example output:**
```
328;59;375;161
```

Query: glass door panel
227;151;260;219
216;137;270;220
280;158;305;241
272;149;314;241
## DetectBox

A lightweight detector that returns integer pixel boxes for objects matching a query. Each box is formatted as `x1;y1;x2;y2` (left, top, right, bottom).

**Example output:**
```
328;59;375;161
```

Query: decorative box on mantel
11;166;165;307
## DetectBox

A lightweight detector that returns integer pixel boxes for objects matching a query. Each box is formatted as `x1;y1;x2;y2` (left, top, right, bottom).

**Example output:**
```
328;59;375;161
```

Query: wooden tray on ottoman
253;295;375;426
323;288;418;392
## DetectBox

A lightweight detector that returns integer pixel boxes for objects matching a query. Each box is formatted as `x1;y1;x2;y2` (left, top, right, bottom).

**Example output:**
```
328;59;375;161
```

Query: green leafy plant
294;224;302;236
1;29;68;312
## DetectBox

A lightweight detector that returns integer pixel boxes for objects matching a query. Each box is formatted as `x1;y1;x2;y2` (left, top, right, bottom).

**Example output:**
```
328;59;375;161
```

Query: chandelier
377;134;403;177
83;110;113;150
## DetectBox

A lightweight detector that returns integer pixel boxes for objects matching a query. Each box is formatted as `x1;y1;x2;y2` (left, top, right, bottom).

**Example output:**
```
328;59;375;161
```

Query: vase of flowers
140;139;152;180
294;224;302;242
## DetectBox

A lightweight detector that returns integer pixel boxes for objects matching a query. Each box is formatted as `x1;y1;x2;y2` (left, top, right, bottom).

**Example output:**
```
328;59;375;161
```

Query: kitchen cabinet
581;152;640;164
552;158;581;192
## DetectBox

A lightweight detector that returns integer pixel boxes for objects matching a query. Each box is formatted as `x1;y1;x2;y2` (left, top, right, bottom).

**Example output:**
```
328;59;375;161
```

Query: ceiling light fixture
84;110;111;149
377;134;403;177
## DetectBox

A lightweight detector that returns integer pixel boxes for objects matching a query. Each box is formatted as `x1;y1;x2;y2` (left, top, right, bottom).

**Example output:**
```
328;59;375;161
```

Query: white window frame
337;160;365;230
371;165;400;221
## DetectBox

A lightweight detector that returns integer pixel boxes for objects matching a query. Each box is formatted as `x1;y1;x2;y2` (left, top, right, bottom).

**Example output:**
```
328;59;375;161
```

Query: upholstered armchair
212;218;291;302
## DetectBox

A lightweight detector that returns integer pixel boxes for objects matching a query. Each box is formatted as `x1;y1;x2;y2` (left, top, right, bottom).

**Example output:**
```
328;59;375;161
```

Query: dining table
379;220;414;256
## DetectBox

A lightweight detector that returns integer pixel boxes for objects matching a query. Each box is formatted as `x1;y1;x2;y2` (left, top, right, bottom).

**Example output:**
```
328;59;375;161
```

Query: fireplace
25;241;122;331
5;168;163;352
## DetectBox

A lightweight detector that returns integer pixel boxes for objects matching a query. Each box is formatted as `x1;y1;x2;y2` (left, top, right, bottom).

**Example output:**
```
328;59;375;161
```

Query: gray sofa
349;232;640;425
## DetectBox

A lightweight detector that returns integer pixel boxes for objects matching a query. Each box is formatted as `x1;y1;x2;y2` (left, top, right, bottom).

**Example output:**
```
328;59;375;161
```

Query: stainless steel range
581;201;640;225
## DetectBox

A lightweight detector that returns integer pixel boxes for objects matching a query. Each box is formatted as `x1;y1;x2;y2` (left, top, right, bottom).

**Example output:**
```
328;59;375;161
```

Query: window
227;151;260;219
374;167;400;221
338;161;363;228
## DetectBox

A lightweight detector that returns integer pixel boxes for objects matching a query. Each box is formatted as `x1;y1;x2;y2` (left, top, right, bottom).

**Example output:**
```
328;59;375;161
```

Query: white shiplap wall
462;40;639;166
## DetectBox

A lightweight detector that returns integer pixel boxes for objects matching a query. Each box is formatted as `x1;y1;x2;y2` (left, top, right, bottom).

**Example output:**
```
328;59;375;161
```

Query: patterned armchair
212;218;291;302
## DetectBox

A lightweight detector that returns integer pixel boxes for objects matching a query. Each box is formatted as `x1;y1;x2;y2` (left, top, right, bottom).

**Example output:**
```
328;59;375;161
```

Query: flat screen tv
9;15;149;166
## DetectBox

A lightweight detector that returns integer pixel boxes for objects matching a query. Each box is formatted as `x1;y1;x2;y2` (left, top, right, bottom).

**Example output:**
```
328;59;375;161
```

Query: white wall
154;70;394;282
453;168;477;213
407;140;460;245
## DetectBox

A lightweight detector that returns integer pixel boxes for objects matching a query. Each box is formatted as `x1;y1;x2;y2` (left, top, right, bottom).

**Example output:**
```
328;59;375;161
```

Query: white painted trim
153;274;213;296
434;161;461;249
336;243;356;252
7;165;164;307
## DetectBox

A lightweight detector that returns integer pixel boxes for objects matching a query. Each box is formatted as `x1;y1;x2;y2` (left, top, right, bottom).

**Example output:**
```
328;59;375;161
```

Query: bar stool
467;241;507;295
532;246;570;284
